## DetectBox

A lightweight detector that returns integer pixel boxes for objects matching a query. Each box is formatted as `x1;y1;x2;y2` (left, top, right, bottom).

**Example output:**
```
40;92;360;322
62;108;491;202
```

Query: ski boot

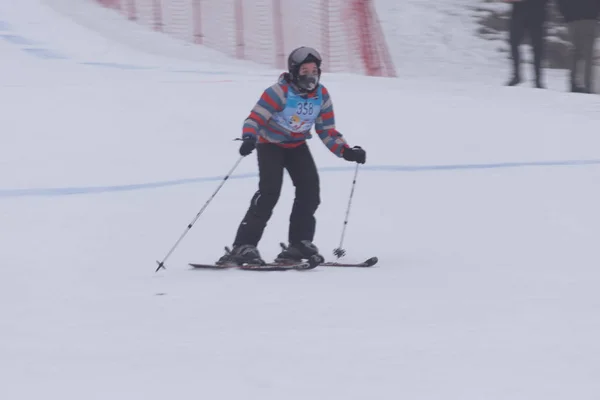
275;240;325;265
216;244;266;266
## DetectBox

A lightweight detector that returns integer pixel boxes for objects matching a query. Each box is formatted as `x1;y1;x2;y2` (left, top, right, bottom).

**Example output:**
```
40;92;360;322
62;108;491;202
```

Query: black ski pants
233;142;320;247
509;1;546;81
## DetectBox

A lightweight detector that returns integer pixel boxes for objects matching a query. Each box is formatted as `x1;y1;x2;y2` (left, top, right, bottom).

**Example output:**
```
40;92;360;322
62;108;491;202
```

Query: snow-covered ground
2;1;600;399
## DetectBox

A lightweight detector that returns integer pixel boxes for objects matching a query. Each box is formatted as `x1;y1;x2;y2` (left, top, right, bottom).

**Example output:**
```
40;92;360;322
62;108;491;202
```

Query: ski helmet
287;46;322;92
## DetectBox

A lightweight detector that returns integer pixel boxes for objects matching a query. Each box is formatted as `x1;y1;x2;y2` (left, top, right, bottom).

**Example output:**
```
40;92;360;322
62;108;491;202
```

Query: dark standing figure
216;46;366;266
506;0;550;88
556;0;600;93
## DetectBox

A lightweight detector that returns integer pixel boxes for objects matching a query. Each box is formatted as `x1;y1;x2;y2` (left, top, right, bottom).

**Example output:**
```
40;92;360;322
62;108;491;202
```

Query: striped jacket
242;73;349;157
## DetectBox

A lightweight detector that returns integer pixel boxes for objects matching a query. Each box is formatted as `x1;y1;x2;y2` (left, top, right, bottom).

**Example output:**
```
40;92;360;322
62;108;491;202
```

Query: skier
216;46;366;266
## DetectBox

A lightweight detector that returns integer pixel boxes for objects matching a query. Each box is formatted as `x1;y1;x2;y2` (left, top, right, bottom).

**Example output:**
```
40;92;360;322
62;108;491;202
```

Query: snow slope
2;1;600;400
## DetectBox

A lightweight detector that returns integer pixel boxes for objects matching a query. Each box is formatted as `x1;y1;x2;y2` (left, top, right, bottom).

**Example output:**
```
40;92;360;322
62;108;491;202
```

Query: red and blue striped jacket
242;73;349;157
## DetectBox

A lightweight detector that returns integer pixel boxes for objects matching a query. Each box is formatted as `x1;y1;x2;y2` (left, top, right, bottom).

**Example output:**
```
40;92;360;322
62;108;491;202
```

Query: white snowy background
1;1;600;399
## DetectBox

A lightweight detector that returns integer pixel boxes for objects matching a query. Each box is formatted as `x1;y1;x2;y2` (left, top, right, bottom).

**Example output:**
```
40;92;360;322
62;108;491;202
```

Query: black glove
239;134;256;156
342;146;366;164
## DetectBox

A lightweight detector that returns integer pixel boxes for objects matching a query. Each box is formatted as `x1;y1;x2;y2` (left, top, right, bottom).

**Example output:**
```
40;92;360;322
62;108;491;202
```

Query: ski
279;242;379;268
277;242;377;268
242;261;316;271
189;259;318;271
320;256;378;267
188;244;320;271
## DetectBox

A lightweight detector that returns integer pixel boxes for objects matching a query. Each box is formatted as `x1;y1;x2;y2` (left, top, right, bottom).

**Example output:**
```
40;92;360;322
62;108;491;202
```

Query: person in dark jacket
556;0;600;93
505;0;550;88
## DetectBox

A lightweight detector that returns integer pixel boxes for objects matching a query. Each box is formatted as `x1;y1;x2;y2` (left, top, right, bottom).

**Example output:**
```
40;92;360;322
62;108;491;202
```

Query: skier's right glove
239;134;256;156
342;146;366;164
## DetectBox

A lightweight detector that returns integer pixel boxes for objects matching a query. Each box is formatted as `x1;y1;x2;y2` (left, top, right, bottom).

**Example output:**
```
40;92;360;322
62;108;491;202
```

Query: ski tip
363;257;378;267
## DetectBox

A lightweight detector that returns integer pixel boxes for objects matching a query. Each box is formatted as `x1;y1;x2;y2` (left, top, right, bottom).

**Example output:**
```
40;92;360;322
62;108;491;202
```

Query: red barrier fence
95;0;396;77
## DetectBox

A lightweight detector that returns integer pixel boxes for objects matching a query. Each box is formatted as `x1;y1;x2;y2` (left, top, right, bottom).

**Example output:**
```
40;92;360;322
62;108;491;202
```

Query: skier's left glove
239;134;256;156
342;146;366;164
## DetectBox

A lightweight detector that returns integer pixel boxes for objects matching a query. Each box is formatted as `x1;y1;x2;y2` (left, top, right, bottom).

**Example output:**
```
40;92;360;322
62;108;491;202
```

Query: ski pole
333;163;360;259
155;156;244;272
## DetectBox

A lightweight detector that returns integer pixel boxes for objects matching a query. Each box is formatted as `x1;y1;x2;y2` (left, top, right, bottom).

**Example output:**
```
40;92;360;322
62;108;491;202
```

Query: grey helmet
287;46;322;92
